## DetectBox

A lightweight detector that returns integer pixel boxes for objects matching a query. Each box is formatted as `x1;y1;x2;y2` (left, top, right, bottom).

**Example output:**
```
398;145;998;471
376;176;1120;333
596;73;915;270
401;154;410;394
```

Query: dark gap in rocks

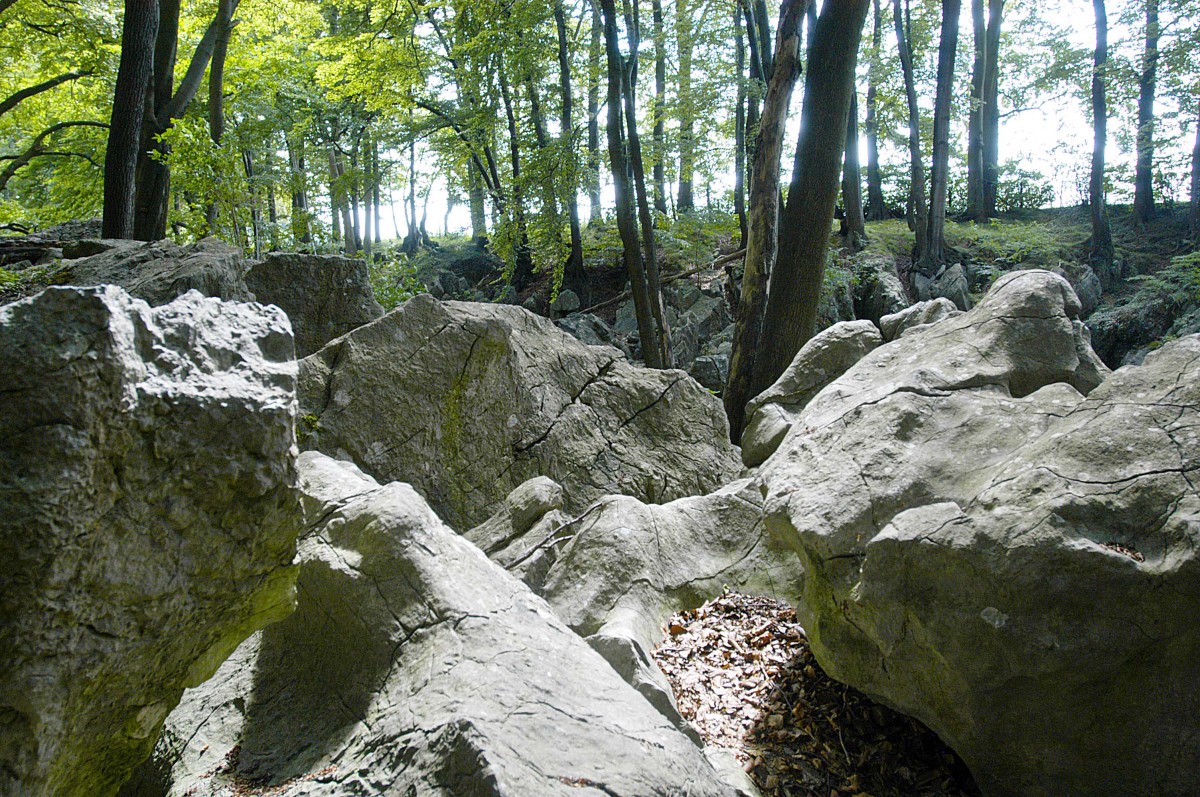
652;592;980;797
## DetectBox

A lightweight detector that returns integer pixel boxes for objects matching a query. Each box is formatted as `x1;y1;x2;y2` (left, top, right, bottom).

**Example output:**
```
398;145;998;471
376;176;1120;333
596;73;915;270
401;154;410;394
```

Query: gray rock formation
298;295;741;529
39;237;252;306
1051;261;1102;318
740;321;882;467
0;286;301;797
851;252;909;325
126;453;738;797
245;252;383;358
758;272;1200;796
689;353;729;392
879;297;962;342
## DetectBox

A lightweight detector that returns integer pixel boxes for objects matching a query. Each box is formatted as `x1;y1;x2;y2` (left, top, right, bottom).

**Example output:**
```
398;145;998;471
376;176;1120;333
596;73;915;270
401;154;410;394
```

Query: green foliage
1131;251;1200;310
368;251;426;311
655;208;739;271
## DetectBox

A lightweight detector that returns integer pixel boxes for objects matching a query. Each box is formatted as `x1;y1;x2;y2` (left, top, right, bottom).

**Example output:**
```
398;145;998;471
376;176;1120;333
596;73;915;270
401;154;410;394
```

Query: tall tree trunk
499;66;534;290
600;0;666;369
349;145;363;251
966;0;985;220
555;1;587;298
1090;0;1115;285
1133;0;1159;226
242;149;261;259
287;138;311;245
676;0;697;213
328;149;341;247
842;90;867;249
754;0;870;395
587;0;603;224
895;0;928;260
469;167;488;244
734;0;748;245
204;0;234;231
864;0;886;220
103;0;158;240
922;0;961;272
372;139;381;244
724;0;806;441
1190;98;1200;242
980;0;1004;217
651;0;669;215
362;139;373;258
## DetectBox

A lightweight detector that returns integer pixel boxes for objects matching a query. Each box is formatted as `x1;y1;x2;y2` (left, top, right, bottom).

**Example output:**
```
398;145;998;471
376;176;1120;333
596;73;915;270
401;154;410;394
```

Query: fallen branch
577;248;746;316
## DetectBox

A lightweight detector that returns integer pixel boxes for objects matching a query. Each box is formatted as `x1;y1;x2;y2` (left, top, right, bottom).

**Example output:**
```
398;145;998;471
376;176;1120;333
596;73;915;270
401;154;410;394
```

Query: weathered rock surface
245;252;383;358
127;453;738;797
851;252;909;325
0;286;301;797
39;238;253;306
879;297;962;342
740;321;882;466
1052;261;1102;318
759;272;1200;796
298;295;741;529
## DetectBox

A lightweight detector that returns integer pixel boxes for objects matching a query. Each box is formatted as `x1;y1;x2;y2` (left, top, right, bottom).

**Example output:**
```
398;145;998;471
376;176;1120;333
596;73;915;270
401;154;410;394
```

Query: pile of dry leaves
652;592;980;797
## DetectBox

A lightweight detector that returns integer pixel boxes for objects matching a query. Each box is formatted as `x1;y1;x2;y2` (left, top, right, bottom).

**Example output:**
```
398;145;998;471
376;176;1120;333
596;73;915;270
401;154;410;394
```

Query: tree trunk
754;0;870;394
724;0;806;441
242;149;261;259
587;0;603;224
842;90;867;249
499;65;534;290
469;167;488;244
966;0;985;220
600;0;665;369
734;1;748;245
980;0;1004;217
864;0;886;220
555;1;587;298
103;0;158;240
1190;98;1200;241
1090;0;1115;284
287;138;311;245
349;145;362;251
205;0;234;231
895;0;928;260
922;0;961;272
676;0;697;213
1133;0;1159;227
372;140;382;244
651;0;669;216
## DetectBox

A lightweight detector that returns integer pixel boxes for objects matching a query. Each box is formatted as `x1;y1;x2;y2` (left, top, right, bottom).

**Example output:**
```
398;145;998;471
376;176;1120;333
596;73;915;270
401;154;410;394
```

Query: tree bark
676;0;697;213
724;0;806;441
842;90;867;249
922;0;961;272
1133;0;1159;226
1090;0;1115;283
753;0;870;395
555;1;587;298
864;0;886;220
600;0;667;369
651;0;669;215
287;138;311;245
1190;98;1200;242
469;167;488;244
498;65;534;290
966;0;985;220
980;0;1004;217
103;0;158;240
894;0;928;260
587;0;603;223
734;1;748;245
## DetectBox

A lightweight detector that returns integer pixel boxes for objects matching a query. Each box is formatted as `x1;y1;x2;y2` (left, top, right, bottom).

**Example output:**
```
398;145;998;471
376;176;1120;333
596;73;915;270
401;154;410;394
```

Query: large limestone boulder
298;295;741;529
759;271;1200;795
740;320;883;466
851;251;909;325
245;252;383;358
37;237;253;306
0;286;301;797
126;453;738;797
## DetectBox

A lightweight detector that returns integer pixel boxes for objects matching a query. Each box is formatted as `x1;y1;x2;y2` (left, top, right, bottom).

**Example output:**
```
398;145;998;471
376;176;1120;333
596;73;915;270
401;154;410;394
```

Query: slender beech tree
587;0;603;224
651;0;669;215
1090;0;1115;284
752;0;870;395
599;0;671;369
980;0;1004;217
894;0;928;259
922;0;962;271
1191;97;1200;241
1133;0;1160;226
966;0;986;219
554;2;587;298
842;90;867;249
864;0;886;220
733;0;748;244
102;0;158;239
724;0;807;440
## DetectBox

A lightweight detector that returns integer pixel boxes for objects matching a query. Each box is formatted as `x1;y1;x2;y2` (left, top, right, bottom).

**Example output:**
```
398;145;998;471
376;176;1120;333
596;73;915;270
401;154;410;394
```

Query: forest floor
652;592;981;797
